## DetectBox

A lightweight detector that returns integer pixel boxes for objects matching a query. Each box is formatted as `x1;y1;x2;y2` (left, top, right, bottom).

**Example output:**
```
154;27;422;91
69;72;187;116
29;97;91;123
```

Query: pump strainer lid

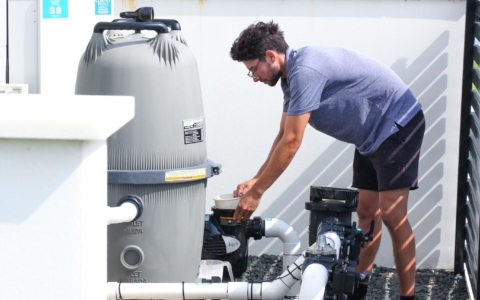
213;193;240;209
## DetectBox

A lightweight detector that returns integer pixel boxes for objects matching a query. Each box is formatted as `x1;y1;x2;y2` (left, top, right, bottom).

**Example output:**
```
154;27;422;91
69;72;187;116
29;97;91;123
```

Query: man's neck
278;53;287;78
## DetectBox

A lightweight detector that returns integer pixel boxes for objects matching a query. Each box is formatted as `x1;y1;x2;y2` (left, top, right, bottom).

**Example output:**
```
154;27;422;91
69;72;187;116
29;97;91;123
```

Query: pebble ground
240;255;470;300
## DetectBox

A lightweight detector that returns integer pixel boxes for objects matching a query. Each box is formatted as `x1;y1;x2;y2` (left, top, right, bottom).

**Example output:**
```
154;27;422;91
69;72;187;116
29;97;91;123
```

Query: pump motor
201;207;264;278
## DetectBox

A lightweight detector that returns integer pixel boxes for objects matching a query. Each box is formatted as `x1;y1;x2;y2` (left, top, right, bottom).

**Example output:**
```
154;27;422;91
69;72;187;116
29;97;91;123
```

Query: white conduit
107;253;306;300
107;202;138;225
264;218;302;298
299;263;329;300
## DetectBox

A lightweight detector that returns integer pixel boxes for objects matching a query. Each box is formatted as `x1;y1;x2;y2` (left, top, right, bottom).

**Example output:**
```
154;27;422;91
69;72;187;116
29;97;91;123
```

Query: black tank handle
93;22;169;34
152;19;181;30
111;19;134;23
116;6;181;31
111;18;181;31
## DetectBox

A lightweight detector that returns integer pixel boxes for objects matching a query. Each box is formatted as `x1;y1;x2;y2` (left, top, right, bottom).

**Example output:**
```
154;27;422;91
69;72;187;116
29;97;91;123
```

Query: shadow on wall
250;31;450;269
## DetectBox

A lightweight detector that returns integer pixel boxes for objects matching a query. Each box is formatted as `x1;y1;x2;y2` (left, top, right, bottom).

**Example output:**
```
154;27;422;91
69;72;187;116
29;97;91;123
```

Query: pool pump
303;186;374;299
202;207;265;278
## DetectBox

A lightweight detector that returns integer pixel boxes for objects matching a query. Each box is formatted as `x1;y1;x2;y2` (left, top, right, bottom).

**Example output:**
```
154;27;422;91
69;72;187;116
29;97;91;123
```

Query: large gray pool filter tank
75;7;221;284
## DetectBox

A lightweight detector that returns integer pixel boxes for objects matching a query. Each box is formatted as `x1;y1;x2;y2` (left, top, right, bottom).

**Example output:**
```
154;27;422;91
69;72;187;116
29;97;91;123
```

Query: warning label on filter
165;168;206;182
184;118;205;145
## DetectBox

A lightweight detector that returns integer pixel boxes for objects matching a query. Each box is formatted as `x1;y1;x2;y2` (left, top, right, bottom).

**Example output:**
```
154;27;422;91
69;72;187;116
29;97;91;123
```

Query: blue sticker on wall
95;0;112;15
42;0;68;19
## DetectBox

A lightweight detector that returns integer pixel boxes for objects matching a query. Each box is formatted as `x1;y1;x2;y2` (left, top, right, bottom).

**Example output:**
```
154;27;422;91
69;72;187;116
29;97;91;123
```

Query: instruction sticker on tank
95;0;111;15
183;118;205;144
42;0;68;18
165;168;206;182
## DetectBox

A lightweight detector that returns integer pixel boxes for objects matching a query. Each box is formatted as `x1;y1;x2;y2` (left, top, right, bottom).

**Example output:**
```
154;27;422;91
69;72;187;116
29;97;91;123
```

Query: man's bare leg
380;187;416;296
356;189;382;274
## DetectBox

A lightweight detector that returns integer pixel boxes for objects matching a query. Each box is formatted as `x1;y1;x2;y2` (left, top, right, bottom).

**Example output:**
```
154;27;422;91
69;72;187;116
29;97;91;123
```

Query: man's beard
266;63;282;87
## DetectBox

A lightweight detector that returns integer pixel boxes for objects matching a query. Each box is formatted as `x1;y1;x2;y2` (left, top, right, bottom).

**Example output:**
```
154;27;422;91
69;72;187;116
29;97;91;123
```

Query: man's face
244;57;282;87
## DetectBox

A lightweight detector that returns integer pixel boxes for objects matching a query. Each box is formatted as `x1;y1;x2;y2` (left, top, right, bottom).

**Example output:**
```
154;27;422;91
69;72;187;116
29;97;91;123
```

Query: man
230;21;425;300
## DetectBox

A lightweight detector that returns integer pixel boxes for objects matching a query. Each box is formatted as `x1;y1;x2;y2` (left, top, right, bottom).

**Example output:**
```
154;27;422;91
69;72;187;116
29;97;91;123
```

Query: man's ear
265;50;276;62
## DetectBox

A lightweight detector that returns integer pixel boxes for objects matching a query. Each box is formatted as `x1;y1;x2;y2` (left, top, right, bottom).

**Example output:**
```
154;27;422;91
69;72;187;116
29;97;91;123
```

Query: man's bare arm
233;112;311;221
234;112;287;196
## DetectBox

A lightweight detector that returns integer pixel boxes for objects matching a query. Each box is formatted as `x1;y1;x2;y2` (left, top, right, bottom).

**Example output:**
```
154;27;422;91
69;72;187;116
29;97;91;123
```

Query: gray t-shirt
281;46;421;156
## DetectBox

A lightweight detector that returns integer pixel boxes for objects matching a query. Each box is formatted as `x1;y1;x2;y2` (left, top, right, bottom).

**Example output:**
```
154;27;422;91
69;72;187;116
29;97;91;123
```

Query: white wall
115;0;466;269
0;0;6;83
7;0;114;93
8;0;38;91
8;0;464;270
38;0;114;94
8;0;38;94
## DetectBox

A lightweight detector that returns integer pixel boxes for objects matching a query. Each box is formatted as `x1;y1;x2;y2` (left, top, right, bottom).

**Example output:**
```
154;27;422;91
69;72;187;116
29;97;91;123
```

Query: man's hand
233;189;262;222
233;178;258;197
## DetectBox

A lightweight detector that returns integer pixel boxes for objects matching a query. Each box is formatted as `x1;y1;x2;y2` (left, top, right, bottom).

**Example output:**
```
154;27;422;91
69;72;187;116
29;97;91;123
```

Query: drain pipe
107;195;144;225
263;218;302;298
298;263;329;300
107;252;306;300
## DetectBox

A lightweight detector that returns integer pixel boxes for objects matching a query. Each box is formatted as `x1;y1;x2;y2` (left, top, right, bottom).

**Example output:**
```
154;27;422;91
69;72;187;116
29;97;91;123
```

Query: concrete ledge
0;94;134;140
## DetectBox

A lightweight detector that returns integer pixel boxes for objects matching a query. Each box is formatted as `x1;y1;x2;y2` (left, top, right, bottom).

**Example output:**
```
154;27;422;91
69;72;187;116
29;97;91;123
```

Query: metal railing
456;1;480;299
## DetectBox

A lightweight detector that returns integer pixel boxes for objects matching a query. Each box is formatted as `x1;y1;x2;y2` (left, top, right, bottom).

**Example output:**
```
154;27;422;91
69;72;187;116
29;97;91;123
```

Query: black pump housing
306;186;359;246
202;207;264;278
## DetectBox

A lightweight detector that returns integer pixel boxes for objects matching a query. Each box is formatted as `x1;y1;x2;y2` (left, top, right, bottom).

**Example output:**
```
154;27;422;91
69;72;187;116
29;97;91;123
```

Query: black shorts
352;110;425;191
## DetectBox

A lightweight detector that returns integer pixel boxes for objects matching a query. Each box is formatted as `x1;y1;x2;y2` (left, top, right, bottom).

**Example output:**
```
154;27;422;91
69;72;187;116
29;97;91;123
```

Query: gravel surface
240;255;470;300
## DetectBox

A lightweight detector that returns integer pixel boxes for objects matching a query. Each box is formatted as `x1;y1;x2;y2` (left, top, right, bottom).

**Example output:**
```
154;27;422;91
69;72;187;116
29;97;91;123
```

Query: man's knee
357;189;380;220
357;203;380;221
380;209;408;231
380;200;407;229
379;188;410;230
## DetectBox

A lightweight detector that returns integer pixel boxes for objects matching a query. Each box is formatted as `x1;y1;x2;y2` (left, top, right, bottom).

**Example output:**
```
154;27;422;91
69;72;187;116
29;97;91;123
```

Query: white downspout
107;202;138;225
107;253;306;300
263;218;302;298
298;263;329;300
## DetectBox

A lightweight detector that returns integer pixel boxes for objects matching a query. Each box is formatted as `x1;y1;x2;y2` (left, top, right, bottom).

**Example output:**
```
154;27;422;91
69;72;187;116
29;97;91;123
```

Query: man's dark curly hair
230;21;289;62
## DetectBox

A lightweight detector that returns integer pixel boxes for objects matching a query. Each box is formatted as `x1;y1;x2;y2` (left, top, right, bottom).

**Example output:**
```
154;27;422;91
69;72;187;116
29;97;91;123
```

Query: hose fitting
117;195;144;222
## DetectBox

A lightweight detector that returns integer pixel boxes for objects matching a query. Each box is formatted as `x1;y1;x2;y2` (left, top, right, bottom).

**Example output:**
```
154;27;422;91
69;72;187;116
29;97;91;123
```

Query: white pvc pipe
263;218;302;298
299;263;329;300
107;202;138;225
324;231;342;260
106;282;228;300
264;218;302;255
107;253;306;300
264;218;302;268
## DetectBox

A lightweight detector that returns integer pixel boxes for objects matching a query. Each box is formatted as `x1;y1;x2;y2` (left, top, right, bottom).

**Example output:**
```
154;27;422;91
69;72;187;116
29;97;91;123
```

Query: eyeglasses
247;59;262;80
